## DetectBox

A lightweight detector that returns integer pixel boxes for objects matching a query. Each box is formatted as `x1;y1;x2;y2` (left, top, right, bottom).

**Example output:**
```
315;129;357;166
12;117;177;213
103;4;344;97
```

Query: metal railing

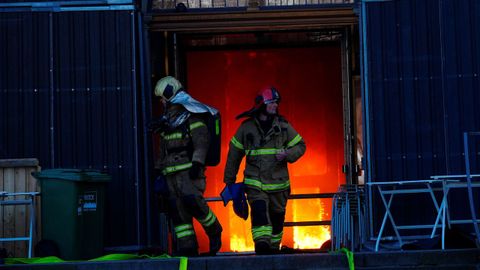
207;193;335;228
331;184;366;251
152;0;354;10
0;192;40;258
207;193;335;227
206;192;335;249
284;193;334;227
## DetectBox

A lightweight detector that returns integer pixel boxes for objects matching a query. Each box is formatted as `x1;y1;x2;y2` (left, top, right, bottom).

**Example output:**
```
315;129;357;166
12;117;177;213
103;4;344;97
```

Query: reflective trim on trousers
252;225;272;241
271;231;283;245
198;209;217;227
175;224;195;239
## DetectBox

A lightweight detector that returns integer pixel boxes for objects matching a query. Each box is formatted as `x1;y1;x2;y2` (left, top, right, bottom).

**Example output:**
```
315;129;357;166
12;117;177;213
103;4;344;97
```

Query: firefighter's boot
254;241;271;255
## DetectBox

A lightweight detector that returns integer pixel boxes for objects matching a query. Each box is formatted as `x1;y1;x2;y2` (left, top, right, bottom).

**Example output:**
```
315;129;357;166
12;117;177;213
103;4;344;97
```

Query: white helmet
154;76;183;101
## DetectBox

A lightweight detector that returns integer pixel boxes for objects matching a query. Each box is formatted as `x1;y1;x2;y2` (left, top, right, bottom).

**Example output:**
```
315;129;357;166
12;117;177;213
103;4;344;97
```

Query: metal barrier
331;184;366;251
207;193;335;227
0;192;40;258
284;193;335;227
152;0;354;10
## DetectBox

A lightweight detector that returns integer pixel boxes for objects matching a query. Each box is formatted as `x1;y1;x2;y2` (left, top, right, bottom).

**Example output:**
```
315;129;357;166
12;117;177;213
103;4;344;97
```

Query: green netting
5;254;187;270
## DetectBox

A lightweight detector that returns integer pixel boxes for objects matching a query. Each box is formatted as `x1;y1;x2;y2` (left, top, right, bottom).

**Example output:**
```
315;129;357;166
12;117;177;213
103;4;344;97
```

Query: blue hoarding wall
362;0;480;238
0;1;135;12
0;10;147;250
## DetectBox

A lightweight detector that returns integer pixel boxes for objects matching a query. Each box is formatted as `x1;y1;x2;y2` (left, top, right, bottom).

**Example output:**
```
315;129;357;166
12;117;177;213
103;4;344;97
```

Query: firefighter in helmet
153;76;222;256
223;87;306;254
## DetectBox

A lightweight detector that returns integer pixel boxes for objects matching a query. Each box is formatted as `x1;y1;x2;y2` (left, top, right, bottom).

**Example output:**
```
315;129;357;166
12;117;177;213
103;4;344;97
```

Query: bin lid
32;169;111;182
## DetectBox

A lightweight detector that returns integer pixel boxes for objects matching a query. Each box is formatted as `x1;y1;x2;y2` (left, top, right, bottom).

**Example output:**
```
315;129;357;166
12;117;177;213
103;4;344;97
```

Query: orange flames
229;215;253;252
291;197;331;249
225;194;332;252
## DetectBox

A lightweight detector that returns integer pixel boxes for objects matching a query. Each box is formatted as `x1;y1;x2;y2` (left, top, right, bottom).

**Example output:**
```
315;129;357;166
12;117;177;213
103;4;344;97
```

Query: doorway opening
150;28;361;253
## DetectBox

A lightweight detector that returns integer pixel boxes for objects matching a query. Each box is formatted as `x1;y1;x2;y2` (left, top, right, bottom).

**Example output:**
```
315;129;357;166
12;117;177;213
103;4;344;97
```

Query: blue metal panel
0;12;52;165
363;0;480;181
0;10;144;251
52;10;141;248
442;0;480;174
362;0;480;240
0;1;135;12
0;1;133;5
364;0;447;182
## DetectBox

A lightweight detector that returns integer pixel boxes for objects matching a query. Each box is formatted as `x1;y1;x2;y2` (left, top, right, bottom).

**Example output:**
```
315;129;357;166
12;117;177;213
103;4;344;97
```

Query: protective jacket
157;108;209;174
224;116;306;192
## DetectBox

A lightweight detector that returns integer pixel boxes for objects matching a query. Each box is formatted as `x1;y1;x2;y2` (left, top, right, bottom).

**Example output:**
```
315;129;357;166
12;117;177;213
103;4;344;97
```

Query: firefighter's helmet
236;86;281;119
255;87;281;107
154;76;183;101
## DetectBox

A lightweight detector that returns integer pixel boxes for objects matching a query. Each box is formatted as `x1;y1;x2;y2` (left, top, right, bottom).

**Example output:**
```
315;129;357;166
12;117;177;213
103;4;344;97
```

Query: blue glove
221;183;241;206
220;183;249;220
233;196;249;220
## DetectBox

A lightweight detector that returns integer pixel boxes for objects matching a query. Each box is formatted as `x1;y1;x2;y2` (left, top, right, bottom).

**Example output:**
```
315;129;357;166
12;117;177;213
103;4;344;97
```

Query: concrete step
355;248;480;268
1;248;479;270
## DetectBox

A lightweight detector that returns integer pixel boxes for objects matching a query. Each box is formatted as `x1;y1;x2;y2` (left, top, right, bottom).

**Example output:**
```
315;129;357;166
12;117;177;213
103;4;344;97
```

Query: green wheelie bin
32;169;110;260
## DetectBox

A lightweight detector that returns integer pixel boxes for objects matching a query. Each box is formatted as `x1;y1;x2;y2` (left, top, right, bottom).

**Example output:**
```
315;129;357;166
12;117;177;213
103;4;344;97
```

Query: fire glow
292;196;331;250
187;46;345;253
224;192;332;252
224;187;333;252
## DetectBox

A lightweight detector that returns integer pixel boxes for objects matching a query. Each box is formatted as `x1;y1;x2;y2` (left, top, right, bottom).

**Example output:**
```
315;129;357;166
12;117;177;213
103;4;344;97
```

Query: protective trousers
166;170;222;256
246;188;289;254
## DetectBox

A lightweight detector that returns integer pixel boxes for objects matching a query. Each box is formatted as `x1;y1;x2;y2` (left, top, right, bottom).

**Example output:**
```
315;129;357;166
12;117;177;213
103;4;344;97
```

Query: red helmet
255;87;281;108
236;87;281;119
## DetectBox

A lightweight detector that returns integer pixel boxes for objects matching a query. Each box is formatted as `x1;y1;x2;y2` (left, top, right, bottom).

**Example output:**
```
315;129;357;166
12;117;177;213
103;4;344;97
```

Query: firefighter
153;76;222;256
223;87;306;254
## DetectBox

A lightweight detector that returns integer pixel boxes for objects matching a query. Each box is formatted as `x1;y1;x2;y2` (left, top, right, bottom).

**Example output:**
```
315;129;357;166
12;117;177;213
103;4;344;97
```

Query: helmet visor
264;98;279;104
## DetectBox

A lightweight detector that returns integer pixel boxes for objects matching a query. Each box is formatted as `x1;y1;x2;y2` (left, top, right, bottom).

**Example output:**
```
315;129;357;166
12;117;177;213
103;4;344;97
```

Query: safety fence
331;184;367;251
152;0;354;10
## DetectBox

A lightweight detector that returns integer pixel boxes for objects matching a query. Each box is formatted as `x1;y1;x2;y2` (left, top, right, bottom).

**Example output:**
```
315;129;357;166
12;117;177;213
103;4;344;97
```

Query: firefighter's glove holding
276;149;288;161
230;184;248;220
189;161;203;179
147;116;170;133
228;183;245;202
